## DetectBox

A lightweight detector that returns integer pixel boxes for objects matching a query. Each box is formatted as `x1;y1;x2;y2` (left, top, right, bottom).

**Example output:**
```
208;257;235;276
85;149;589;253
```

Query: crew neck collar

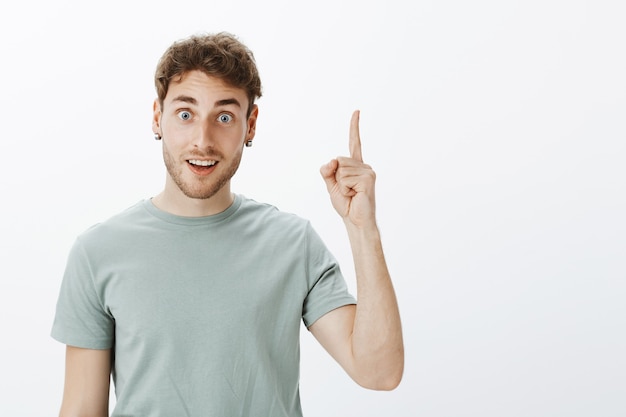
142;194;242;226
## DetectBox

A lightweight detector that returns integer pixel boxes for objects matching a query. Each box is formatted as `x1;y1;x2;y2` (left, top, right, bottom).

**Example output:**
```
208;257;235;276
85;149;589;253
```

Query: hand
320;110;377;228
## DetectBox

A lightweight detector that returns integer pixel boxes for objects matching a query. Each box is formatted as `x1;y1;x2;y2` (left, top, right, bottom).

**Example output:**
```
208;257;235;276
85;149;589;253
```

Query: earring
245;140;253;147
154;133;161;141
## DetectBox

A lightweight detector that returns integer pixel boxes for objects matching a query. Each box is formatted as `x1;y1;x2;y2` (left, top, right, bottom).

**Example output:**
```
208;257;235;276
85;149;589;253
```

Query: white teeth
188;159;216;166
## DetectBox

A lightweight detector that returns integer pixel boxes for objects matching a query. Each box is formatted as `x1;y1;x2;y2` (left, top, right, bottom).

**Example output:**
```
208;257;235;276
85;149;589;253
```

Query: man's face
153;70;257;200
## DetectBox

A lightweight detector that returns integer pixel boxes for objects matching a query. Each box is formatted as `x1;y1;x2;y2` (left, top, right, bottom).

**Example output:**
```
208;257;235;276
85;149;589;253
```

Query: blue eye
218;114;233;123
178;111;192;120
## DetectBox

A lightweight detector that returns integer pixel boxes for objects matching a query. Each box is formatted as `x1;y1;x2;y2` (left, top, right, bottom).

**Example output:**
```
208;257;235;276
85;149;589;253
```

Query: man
52;32;403;416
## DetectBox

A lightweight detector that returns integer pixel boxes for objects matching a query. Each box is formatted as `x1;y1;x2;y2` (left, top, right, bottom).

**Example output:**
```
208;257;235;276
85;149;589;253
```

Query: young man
52;32;403;416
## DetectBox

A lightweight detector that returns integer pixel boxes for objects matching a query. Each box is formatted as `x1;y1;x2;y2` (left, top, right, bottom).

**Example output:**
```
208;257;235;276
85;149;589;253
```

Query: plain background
1;0;625;416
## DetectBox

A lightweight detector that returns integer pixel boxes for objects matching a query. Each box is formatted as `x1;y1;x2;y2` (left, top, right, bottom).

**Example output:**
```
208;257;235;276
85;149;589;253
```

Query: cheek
167;121;196;133
224;125;248;145
163;123;199;144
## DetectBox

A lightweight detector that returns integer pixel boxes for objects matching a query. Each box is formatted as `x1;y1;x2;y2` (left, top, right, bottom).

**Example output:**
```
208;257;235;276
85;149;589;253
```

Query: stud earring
245;140;253;147
154;133;161;141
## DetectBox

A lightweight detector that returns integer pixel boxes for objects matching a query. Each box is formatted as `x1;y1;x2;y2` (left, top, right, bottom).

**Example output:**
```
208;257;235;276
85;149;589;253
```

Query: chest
96;233;308;343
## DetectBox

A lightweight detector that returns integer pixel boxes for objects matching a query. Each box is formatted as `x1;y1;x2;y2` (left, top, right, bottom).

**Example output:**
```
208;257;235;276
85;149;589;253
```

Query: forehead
165;70;248;108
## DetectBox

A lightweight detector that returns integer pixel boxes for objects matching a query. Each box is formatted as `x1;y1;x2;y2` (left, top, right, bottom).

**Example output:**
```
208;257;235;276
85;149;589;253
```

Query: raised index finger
349;109;363;162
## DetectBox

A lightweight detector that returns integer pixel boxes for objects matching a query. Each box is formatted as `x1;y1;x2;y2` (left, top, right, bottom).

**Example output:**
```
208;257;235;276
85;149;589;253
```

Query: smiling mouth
187;159;218;175
188;159;217;167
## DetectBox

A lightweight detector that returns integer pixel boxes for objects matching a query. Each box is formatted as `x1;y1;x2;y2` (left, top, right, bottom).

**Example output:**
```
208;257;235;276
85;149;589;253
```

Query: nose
193;122;215;150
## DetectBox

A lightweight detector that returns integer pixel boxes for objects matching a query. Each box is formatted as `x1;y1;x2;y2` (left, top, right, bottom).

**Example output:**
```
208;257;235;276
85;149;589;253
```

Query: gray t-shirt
51;194;355;417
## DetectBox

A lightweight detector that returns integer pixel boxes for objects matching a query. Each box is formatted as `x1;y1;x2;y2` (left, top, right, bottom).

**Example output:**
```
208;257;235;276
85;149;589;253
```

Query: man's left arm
310;110;404;391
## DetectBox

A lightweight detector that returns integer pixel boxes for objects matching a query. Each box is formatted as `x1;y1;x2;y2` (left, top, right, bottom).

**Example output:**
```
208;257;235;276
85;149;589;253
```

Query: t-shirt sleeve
51;237;114;349
301;223;356;328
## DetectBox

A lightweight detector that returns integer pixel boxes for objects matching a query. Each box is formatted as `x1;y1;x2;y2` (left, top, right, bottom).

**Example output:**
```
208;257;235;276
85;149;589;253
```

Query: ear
152;99;162;134
245;105;259;143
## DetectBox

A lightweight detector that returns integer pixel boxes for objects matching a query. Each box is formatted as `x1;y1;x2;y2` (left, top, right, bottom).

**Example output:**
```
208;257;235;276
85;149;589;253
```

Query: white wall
1;0;624;416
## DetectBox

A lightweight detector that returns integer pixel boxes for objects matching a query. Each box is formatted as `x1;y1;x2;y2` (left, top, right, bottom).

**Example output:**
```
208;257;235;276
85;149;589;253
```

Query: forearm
346;220;404;390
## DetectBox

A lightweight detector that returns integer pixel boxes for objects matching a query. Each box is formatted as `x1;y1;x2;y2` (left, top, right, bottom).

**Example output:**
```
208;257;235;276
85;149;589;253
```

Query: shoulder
76;200;149;246
237;195;309;225
235;195;315;239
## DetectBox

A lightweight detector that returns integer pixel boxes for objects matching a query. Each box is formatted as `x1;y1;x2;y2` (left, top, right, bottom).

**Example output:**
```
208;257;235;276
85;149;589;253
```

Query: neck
151;183;234;217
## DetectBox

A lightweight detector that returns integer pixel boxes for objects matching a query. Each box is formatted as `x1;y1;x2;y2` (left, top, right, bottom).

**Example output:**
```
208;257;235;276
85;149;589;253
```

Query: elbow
354;358;404;391
380;368;404;391
348;337;405;391
365;367;404;391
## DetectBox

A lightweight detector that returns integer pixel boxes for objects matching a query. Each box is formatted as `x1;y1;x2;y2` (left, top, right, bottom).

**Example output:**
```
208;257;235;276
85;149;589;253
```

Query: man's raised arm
311;110;404;390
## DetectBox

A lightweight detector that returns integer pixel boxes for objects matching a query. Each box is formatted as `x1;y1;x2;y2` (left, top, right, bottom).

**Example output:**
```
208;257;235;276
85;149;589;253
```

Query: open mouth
187;159;217;174
188;159;217;167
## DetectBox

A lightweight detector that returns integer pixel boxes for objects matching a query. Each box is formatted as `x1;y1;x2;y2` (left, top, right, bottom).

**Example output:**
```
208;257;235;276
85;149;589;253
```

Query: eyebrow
171;95;197;105
214;98;242;108
171;95;241;108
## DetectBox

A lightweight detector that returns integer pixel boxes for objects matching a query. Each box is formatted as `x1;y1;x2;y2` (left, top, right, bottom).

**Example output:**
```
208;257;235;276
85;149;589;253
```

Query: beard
162;144;243;200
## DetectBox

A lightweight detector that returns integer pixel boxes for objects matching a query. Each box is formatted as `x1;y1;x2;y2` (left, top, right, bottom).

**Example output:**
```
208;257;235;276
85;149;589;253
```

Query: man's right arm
59;346;111;417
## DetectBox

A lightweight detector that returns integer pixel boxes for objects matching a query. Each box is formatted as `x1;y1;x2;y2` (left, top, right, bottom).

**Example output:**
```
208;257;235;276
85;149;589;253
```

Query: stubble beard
163;146;243;200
